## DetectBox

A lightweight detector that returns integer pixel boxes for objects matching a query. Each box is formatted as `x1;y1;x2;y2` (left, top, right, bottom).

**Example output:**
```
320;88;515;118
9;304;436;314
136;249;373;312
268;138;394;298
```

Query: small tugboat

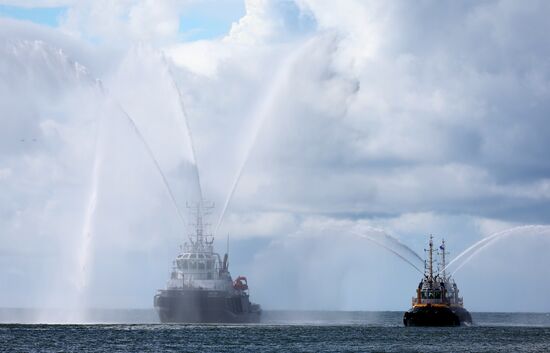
403;236;472;326
154;203;261;323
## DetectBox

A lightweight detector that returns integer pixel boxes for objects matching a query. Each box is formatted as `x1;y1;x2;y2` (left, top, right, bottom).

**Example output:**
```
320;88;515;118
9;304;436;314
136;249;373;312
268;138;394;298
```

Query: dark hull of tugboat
154;289;261;323
403;305;472;327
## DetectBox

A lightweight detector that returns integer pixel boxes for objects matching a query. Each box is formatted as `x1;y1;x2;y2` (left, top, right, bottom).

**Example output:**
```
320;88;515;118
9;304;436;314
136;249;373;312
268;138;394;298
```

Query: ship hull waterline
154;289;261;324
403;305;472;327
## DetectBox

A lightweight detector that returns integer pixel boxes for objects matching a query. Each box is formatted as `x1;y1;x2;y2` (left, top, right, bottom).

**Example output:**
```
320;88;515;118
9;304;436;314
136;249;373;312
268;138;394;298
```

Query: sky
1;0;550;315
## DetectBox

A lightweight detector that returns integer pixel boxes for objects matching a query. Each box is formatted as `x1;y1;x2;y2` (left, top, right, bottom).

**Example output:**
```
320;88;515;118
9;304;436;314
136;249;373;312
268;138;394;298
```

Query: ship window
198;254;204;259
190;261;197;270
184;254;190;258
190;254;197;258
182;260;188;270
206;261;213;270
198;262;205;270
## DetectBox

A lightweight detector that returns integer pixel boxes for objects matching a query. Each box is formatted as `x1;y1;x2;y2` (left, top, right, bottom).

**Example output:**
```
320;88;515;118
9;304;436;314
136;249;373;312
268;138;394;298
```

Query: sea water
1;310;549;352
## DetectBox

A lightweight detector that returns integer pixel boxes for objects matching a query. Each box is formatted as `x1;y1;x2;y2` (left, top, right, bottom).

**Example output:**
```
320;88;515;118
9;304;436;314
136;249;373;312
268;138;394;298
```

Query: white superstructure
165;202;236;292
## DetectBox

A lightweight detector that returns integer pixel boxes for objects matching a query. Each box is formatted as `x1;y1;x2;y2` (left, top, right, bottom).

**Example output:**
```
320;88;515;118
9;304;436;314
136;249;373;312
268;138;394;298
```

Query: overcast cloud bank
1;0;550;312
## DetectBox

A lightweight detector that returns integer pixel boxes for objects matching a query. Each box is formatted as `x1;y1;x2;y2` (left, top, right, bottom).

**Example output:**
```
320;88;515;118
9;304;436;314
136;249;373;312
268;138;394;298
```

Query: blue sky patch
0;4;66;27
178;1;245;41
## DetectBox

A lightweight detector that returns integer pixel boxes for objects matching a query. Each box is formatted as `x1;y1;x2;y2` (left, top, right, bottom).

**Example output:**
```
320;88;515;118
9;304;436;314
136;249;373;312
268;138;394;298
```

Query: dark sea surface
1;310;550;352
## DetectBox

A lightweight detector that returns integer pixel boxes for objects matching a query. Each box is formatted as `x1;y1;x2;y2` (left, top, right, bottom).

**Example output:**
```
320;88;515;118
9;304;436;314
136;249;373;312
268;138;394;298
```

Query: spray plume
77;112;104;291
162;56;203;201
102;85;188;228
214;44;305;235
445;225;550;275
351;228;424;274
76;80;189;293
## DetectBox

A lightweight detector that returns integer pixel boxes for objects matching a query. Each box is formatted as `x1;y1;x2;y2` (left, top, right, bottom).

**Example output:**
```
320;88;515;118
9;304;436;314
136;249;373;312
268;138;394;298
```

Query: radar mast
186;201;214;250
425;235;435;280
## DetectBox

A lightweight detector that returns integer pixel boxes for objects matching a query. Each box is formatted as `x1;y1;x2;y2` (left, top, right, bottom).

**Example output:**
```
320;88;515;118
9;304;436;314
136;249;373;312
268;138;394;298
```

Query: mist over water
4;308;550;327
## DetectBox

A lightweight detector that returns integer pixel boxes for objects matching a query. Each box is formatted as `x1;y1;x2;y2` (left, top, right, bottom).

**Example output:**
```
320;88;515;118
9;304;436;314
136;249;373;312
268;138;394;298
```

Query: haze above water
2;0;550;323
3;309;550;328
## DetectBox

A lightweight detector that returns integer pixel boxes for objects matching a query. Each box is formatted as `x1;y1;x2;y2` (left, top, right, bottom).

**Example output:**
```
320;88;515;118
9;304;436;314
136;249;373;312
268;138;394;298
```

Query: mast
428;235;434;280
186;201;214;248
196;202;204;244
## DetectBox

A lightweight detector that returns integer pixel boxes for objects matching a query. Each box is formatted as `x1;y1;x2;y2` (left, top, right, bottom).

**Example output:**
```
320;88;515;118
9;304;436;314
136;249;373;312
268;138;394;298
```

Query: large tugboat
154;203;261;323
403;236;472;326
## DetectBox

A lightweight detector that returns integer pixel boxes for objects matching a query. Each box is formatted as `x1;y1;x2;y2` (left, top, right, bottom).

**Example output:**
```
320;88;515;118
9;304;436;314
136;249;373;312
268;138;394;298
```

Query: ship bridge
167;244;232;290
176;251;221;280
165;202;233;291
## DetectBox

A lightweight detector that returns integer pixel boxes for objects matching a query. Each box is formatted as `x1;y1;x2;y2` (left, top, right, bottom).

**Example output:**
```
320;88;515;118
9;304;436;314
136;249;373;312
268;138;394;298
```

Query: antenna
226;233;230;255
439;238;449;281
